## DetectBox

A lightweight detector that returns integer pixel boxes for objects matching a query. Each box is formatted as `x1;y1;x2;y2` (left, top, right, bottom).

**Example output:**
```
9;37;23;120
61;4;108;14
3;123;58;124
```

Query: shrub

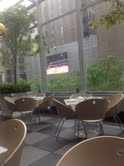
0;81;30;93
86;56;124;91
29;77;41;92
48;71;81;92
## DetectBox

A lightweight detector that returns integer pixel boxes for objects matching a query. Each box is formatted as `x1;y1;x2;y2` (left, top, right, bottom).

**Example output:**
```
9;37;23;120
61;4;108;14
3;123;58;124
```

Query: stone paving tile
34;136;70;152
20;146;50;166
27;122;50;132
103;124;121;136
38;125;57;136
55;139;81;155
39;116;51;121
43;117;58;125
118;130;124;137
25;132;49;145
20;120;124;166
29;153;61;166
39;124;67;136
59;128;78;140
62;120;74;128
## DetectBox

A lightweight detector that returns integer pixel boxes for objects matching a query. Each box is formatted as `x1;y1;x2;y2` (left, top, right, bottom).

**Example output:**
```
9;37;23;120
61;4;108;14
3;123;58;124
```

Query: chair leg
113;115;124;130
38;109;41;122
48;107;55;115
83;121;88;139
55;118;62;134
77;118;80;137
34;109;40;123
30;112;33;123
48;107;57;122
56;118;65;141
74;119;78;134
34;114;37;123
76;120;88;138
99;121;104;135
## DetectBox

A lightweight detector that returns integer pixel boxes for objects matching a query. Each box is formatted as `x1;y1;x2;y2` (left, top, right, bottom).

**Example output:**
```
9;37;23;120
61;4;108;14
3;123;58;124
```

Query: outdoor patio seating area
17;116;124;166
0;91;124;166
0;0;124;165
0;112;123;166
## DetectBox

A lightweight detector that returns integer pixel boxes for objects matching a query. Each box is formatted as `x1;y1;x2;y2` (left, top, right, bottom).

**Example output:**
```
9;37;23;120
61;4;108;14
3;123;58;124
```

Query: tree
34;34;50;54
90;0;124;29
0;5;36;84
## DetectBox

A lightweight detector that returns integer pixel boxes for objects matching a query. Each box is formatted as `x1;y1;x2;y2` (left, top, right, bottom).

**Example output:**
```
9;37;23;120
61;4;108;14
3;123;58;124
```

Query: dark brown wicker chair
105;93;124;129
52;98;77;140
75;98;108;138
3;96;21;119
0;119;27;166
4;96;15;111
33;93;55;122
15;97;37;123
57;136;124;166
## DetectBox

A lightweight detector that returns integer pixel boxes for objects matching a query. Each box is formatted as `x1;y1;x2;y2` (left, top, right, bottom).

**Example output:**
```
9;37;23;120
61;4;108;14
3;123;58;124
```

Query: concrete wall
25;35;98;80
95;1;124;58
97;25;124;58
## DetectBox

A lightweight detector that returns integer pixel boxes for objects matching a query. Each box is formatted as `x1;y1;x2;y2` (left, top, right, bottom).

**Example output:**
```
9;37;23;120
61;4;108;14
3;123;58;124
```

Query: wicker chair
52;98;77;140
57;136;124;166
105;93;124;129
0;119;27;166
2;96;21;119
15;97;37;122
75;98;108;138
33;93;55;122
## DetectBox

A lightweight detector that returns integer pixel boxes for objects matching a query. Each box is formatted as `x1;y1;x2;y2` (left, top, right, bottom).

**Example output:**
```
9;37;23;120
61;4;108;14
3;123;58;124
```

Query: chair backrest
75;98;108;120
4;96;16;112
38;93;55;110
0;119;27;166
106;93;124;117
57;136;124;166
15;97;36;112
52;98;75;118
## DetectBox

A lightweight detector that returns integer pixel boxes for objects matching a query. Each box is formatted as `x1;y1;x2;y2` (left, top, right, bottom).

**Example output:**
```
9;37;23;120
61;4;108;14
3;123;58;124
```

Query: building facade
25;0;98;81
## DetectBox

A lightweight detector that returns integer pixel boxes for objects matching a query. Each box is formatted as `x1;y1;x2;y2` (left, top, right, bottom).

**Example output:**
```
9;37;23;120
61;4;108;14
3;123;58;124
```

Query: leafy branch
90;0;124;29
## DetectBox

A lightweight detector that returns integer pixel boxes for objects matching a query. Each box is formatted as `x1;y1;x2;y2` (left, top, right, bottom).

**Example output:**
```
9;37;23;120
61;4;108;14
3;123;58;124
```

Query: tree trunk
13;32;17;84
13;63;17;84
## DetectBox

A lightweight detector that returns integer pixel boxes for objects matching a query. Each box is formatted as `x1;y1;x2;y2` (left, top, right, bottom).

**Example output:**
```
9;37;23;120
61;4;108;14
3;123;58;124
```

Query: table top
64;96;103;106
64;98;84;106
12;96;45;106
32;96;45;100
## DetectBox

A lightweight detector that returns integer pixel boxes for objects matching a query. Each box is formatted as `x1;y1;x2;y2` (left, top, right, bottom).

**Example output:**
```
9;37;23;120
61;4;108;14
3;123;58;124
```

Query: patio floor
20;116;124;166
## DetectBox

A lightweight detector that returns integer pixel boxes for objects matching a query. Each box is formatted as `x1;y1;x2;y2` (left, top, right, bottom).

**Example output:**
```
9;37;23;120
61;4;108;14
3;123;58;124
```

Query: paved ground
20;116;124;166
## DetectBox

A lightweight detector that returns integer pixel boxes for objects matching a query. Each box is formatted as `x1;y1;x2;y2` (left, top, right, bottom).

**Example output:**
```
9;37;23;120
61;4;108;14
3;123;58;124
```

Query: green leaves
86;56;124;91
0;81;30;93
90;0;124;29
29;77;41;92
0;5;36;84
34;35;50;54
48;71;81;93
